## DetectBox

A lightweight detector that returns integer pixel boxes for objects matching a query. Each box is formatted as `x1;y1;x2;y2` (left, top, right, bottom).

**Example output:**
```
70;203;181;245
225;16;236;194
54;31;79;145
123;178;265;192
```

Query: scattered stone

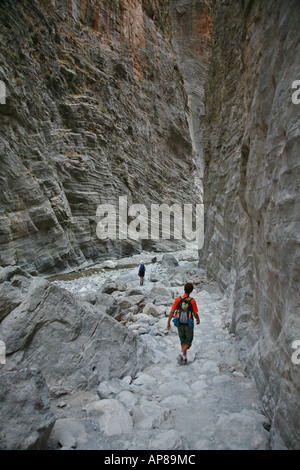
47;418;88;450
233;371;245;378
99;281;118;294
0;255;272;451
143;303;160;317
116;281;127;292
102;261;117;269
57;401;67;408
85;399;133;436
97;377;132;399
95;292;121;318
126;287;144;296
215;410;270;450
150;271;159;282
117;295;145;310
150;285;174;298
191;380;209;391
132;372;157;386
148;429;185;450
133;400;170;430
157;380;190;398
161;253;179;267
117;390;139;410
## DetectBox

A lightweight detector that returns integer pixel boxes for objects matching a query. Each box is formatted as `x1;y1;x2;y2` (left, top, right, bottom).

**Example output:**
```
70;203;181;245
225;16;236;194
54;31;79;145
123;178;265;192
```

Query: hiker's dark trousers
178;323;193;348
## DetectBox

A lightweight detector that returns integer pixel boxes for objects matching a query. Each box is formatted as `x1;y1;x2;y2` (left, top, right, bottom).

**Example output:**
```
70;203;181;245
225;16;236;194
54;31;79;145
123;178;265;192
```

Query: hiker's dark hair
184;282;194;294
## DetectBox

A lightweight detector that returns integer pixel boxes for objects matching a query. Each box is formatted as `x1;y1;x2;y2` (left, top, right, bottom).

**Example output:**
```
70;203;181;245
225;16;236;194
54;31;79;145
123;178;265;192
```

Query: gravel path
48;251;270;450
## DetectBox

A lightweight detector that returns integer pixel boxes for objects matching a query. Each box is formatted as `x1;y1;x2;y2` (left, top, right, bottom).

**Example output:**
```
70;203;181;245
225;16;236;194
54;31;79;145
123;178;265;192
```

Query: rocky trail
46;249;270;450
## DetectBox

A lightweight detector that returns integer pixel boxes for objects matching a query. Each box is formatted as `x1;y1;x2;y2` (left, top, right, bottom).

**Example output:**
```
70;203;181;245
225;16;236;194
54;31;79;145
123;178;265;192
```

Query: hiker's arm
167;309;175;330
191;299;200;324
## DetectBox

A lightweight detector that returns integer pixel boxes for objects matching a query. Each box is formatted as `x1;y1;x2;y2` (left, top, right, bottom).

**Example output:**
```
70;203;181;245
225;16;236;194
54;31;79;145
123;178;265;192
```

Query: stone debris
44;250;270;450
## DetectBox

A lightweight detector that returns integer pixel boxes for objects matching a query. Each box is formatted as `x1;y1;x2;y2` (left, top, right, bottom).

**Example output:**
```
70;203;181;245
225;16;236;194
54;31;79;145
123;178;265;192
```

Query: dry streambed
47;250;270;450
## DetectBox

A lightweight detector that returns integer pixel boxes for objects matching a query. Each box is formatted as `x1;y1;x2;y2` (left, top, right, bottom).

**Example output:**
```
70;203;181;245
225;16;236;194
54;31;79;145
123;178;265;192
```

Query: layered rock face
170;0;214;181
0;0;198;275
1;0;300;451
198;0;300;449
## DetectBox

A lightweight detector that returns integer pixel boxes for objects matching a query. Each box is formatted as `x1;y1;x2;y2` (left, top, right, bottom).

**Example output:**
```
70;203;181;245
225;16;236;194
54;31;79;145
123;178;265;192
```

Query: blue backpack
139;264;145;276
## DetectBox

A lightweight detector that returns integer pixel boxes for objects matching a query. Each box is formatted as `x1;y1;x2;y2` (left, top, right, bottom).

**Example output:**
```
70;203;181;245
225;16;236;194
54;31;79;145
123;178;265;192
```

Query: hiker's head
184;282;194;295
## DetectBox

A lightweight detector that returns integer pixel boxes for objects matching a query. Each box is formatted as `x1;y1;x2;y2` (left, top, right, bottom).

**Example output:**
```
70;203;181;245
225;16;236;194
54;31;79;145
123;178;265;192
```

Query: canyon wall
1;0;300;450
0;0;198;276
198;0;300;449
170;0;214;181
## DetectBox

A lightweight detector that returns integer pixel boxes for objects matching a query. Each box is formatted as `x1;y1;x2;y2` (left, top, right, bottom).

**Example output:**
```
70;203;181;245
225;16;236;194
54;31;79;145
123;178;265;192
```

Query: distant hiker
138;260;146;285
167;282;200;365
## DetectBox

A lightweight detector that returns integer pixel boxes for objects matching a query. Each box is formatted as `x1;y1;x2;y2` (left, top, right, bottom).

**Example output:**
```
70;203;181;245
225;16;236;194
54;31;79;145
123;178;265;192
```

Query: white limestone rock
85;399;133;436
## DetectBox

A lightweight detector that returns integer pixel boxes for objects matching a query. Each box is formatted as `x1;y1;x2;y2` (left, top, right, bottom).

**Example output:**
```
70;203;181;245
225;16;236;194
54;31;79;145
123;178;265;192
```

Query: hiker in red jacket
167;282;200;364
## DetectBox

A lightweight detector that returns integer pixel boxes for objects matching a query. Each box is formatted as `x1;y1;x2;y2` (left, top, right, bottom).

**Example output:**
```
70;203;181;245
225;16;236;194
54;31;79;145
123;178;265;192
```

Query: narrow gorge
0;0;299;451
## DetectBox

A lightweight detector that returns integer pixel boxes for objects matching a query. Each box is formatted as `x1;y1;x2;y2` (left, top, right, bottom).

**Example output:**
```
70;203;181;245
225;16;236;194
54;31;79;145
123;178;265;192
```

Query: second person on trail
138;260;146;285
167;282;200;365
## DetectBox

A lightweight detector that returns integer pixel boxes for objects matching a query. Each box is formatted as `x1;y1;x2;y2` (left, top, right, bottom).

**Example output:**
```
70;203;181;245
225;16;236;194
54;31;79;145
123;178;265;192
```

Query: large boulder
0;266;153;398
94;292;121;319
0;369;55;450
161;253;179;267
149;285;174;298
85;399;133;437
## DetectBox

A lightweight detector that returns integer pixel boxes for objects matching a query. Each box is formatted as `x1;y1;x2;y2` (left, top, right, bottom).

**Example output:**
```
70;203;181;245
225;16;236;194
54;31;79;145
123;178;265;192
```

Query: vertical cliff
0;0;198;275
199;0;300;449
1;0;300;450
170;0;214;181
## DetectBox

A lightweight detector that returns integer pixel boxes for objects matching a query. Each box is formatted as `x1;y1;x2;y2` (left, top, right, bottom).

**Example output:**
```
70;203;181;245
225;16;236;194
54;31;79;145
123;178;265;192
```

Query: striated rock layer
0;0;198;275
198;0;300;449
2;0;300;451
170;0;214;180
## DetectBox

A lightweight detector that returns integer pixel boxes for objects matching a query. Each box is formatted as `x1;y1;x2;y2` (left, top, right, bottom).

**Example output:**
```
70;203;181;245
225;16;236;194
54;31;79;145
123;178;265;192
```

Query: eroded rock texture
0;264;153;449
0;369;55;449
0;265;152;398
170;0;214;180
198;0;300;449
0;0;197;275
1;0;300;451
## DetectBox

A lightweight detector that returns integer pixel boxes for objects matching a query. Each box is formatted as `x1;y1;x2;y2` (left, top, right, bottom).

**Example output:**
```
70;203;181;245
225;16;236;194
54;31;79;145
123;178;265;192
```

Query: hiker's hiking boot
177;354;187;365
177;354;183;365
